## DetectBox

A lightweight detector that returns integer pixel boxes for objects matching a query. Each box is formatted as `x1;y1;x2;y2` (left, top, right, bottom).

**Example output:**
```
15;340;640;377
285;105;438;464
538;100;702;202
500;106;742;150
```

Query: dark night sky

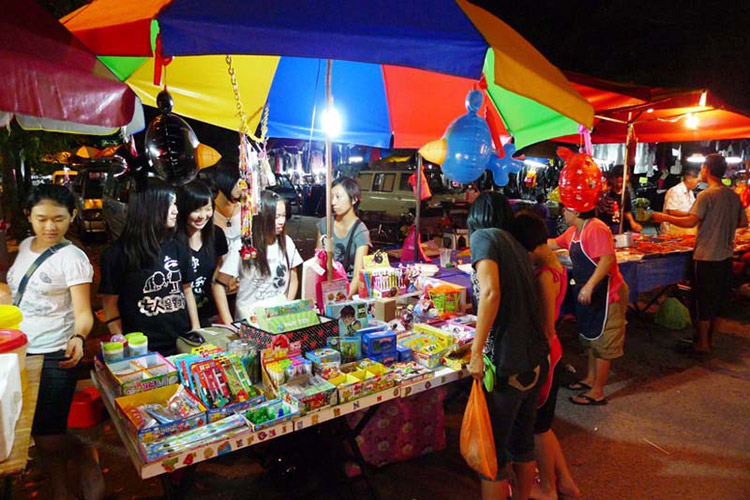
475;0;750;111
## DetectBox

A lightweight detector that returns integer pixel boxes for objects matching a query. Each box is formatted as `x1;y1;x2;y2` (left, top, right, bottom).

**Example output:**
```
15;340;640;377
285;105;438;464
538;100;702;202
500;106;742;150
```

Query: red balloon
557;147;603;213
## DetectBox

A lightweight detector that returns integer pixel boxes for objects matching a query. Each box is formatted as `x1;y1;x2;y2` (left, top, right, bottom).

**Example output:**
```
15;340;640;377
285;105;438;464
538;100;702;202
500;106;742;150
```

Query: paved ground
7;231;750;499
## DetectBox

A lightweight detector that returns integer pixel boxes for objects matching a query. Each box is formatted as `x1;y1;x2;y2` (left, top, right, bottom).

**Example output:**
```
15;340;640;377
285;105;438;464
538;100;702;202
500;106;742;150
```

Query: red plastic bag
460;379;497;479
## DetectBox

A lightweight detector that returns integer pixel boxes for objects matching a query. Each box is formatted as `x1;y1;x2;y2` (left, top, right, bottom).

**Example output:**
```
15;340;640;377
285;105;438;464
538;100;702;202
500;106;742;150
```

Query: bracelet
105;316;121;325
72;334;86;349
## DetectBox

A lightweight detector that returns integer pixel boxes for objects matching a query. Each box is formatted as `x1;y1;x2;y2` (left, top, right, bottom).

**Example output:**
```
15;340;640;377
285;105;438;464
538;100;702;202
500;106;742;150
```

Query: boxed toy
282;374;338;415
139;412;248;462
99;353;179;397
369;351;397;366
396;344;413;362
399;324;457;369
327;335;362;363
362;329;397;356
255;300;320;333
326;300;370;336
442;343;472;371
116;384;207;443
245;396;299;431
305;347;342;376
390;361;434;385
261;342;313;399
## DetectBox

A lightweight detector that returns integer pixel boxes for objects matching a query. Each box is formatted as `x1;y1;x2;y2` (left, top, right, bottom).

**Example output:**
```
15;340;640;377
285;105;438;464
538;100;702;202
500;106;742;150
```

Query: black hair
119;178;176;270
244;190;287;277
578;209;597;219
340;305;355;319
25;184;75;215
704;153;727;178
176;180;216;261
535;193;546;204
213;162;241;201
510;210;549;252
684;166;701;178
609;165;624;179
467;191;515;234
332;177;361;211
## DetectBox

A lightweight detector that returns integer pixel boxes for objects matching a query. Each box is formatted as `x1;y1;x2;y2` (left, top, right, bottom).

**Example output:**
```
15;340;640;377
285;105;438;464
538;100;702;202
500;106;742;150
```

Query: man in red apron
549;207;628;405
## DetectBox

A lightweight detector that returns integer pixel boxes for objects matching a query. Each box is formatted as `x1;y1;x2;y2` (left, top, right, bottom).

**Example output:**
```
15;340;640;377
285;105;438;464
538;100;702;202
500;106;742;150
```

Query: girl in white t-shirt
3;185;103;499
214;190;302;323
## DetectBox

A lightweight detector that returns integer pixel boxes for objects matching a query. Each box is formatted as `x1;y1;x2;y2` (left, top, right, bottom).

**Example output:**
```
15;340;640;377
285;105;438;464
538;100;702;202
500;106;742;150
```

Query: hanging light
726;156;743;165
686;154;705;163
322;106;342;138
699;91;707;107
523;159;547;169
685;113;699;129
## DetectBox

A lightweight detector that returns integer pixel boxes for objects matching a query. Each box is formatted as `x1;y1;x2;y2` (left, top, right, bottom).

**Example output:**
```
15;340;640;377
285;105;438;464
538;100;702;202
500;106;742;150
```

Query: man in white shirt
661;167;700;234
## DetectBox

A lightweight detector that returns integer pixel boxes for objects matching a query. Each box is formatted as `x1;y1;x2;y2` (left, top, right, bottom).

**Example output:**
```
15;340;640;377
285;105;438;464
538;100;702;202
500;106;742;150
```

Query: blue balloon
441;91;493;184
487;143;525;187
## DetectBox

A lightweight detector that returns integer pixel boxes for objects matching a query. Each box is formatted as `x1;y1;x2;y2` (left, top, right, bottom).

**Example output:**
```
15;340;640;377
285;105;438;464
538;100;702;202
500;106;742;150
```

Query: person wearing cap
652;153;748;355
661;167;700;235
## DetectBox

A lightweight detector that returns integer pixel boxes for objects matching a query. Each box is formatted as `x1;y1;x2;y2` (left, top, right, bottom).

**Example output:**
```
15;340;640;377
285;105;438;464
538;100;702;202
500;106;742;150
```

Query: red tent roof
0;0;136;127
561;73;750;143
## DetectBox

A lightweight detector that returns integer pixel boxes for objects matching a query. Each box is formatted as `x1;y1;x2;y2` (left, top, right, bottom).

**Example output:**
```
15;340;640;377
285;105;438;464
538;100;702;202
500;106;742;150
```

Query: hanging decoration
144;89;200;185
419;90;522;187
227;55;273;261
557;147;603;213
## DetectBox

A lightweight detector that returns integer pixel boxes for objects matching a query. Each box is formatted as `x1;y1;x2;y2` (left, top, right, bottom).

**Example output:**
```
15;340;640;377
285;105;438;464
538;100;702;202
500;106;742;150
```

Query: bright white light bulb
726;157;743;165
322;107;342;138
685;114;699;129
686;154;705;163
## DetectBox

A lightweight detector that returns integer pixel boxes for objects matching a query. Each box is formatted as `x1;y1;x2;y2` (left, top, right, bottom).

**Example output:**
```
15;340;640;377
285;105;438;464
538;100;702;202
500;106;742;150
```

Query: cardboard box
98;353;179;397
115;384;207;443
282;374;338;415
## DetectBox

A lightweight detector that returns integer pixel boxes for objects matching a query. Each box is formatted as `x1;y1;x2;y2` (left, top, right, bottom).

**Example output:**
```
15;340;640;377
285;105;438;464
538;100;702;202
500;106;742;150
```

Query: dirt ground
6;230;750;499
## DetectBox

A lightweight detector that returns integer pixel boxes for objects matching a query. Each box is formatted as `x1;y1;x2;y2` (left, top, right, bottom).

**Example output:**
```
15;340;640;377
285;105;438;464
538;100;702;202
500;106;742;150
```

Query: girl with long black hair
176;181;228;325
100;179;200;355
211;163;243;252
214;190;302;323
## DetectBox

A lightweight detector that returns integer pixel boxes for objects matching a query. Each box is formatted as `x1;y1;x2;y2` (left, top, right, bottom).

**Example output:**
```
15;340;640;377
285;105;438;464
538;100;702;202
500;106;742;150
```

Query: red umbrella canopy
0;0;136;127
560;73;750;143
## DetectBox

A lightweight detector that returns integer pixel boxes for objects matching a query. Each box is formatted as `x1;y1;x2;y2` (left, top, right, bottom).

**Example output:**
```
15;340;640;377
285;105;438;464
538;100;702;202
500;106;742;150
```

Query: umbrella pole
414;155;422;263
325;59;334;280
619;120;634;235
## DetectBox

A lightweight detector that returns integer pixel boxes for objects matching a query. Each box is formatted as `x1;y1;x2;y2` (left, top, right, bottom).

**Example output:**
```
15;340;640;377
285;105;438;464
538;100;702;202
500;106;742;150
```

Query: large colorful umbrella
63;0;593;148
1;0;142;134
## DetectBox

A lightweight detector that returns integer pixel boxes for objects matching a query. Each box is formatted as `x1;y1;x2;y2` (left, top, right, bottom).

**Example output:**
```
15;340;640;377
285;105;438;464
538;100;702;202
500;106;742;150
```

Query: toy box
326;300;370;336
390;361;434;385
362;330;397;356
305;348;342;376
255;300;320;333
399;324;457;369
116;384;207;444
98;353;179;397
369;351;397;366
442;344;472;371
327;335;362;363
328;359;396;403
139;413;248;463
205;387;265;423
427;284;463;314
245;396;299;431
282;374;338;415
396;344;413;362
237;315;338;353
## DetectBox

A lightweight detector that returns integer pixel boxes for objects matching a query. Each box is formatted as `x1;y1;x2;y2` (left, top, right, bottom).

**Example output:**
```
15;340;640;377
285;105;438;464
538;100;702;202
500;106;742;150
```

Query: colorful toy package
100;353;179;396
399;324;457;369
261;342;312;398
390;361;434;385
244;396;299;431
282;374;338;415
326;300;370;336
256;299;320;333
327;359;397;403
116;384;207;444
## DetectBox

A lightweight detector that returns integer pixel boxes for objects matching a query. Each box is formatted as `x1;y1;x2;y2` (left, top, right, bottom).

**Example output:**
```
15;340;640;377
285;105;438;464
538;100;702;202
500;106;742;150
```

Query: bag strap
342;219;362;273
13;241;71;307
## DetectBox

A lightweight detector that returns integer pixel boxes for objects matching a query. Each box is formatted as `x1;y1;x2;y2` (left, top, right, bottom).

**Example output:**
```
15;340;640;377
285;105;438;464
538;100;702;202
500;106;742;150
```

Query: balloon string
578;124;593;156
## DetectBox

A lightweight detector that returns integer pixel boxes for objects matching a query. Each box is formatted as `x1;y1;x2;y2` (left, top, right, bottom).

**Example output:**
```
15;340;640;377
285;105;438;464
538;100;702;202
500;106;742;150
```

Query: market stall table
1;356;43;500
91;365;468;482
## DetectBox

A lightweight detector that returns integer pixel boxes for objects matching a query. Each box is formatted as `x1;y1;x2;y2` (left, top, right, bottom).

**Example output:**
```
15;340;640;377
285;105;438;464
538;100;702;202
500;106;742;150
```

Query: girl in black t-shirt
176;181;228;325
100;179;200;355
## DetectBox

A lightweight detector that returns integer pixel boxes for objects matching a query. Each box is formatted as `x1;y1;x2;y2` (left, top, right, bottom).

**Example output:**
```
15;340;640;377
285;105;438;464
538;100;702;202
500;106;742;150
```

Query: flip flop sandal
569;394;608;406
564;381;592;391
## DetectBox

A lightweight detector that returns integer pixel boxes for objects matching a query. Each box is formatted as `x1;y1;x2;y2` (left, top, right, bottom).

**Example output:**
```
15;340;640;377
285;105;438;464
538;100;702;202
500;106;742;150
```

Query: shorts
693;259;732;321
30;350;78;436
582;282;628;360
534;362;562;434
481;360;548;482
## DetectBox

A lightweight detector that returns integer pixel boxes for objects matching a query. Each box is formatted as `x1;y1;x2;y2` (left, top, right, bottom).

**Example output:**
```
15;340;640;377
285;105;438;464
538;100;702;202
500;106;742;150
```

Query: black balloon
144;90;199;185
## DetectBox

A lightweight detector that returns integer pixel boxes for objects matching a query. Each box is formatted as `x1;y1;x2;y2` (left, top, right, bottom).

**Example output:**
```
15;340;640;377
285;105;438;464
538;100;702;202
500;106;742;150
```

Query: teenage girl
176;181;228;325
100;179;200;355
214;190;302;323
5;184;103;499
315;177;371;297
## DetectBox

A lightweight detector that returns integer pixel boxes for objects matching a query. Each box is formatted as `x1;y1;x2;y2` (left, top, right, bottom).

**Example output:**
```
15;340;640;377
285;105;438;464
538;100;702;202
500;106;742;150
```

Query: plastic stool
67;386;105;429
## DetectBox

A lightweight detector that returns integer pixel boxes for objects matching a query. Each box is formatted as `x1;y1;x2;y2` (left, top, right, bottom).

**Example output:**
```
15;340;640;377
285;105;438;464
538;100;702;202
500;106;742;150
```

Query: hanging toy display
556;147;603;213
419;90;523;187
144;90;200;185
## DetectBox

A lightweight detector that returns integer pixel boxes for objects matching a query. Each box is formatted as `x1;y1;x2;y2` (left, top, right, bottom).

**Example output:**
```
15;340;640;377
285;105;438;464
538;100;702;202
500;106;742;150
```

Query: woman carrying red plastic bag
465;192;549;500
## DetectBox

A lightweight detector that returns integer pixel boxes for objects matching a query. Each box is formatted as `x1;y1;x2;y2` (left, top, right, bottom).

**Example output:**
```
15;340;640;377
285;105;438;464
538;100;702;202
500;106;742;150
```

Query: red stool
67;386;105;429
